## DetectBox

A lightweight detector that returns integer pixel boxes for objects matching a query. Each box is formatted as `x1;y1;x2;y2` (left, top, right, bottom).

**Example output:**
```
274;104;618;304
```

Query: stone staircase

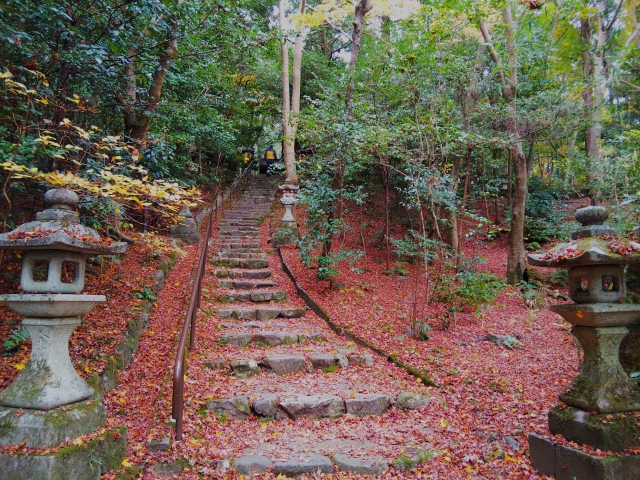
189;175;433;477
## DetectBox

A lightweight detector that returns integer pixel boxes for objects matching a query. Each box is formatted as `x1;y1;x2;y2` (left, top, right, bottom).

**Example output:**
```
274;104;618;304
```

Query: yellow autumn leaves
290;0;421;30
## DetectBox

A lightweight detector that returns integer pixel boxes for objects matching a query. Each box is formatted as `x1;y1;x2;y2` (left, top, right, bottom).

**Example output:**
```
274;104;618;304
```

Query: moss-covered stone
0;401;106;448
0;426;125;480
549;406;640;451
85;375;105;402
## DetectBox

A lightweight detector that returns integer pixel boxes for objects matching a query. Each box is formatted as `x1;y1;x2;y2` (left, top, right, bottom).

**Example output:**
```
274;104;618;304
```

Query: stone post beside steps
273;184;300;247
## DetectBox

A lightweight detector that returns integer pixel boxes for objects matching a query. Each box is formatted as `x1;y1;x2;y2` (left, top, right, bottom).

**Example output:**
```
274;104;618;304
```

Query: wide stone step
206;391;429;421
218;279;278;289
218;248;262;255
216;251;265;259
219;221;260;227
215;242;260;250
219;235;263;242
218;330;328;347
220;230;260;237
232;452;389;477
213;268;272;279
219;226;260;232
221;289;286;303
215;306;305;320
211;257;269;269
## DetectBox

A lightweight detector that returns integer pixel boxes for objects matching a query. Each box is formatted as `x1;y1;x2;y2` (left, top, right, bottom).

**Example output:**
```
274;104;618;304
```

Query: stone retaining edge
276;247;438;388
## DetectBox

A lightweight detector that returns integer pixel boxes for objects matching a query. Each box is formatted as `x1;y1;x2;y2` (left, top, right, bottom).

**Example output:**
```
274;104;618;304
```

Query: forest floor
0;189;596;479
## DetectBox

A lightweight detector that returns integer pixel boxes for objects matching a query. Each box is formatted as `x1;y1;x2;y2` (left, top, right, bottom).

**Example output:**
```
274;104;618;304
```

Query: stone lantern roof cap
0;188;127;255
528;206;640;268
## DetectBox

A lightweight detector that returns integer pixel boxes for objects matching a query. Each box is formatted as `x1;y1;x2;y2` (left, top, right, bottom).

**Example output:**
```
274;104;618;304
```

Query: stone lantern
170;205;200;244
0;188;127;478
527;206;640;478
273;184;300;247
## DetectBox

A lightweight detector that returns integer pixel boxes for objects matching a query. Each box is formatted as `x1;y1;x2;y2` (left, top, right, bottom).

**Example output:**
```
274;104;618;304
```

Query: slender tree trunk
479;5;528;285
345;0;373;113
279;0;304;186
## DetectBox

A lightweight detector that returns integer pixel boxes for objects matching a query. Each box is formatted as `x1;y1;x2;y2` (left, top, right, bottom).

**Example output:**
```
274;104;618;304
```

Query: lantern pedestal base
0;401;105;448
529;432;640;480
0;425;126;480
558;326;640;412
0;317;94;410
548;406;640;452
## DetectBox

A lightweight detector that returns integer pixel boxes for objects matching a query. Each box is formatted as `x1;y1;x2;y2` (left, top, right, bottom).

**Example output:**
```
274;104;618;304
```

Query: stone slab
260;355;306;374
251;393;279;417
273;454;333;476
333;453;387;475
0;426;126;480
279;395;345;420
395;391;430;410
345;394;392;416
0;401;105;448
230;359;260;378
548;406;640;451
207;397;251;419
233;455;272;476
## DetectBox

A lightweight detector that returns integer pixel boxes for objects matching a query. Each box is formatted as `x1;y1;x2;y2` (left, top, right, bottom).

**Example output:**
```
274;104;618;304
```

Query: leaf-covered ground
0;197;592;479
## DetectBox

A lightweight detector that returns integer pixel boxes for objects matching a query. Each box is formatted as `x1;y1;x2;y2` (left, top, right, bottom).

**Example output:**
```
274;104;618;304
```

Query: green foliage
523;178;572;245
133;288;157;302
3;325;29;354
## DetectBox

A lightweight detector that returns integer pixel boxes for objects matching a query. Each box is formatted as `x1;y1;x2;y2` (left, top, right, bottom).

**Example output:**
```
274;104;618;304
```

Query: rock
230;359;260;378
220;333;252;347
279;394;345;419
486;333;522;348
251;290;286;302
204;358;227;370
260;355;306;374
252;393;279;417
233;455;272;476
482;441;505;461
245;258;269;269
234;308;258;320
273;454;333;476
348;354;373;366
257;308;280;321
395;391;430;410
153;270;165;290
391;449;437;472
279;307;306;318
254;331;298;346
146;436;171;453
207;396;251;419
149;462;186;477
336;353;349;367
345;394;392;416
504;436;521;451
216;459;230;473
333;453;388;475
309;353;338;369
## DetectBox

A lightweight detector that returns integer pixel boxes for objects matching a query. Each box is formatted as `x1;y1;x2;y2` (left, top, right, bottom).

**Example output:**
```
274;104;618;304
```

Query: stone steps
218;279;278;289
216;251;265;259
220;289;287;303
215;306;306;321
213;268;272;279
215;242;261;250
211;257;269;269
231;452;392;477
218;247;262;255
218;330;328;347
220;230;260;237
206;390;429;421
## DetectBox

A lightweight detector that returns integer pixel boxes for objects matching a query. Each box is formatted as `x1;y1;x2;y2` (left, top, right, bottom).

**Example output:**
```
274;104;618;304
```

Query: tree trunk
345;0;372;113
279;0;304;186
120;22;177;144
479;5;527;285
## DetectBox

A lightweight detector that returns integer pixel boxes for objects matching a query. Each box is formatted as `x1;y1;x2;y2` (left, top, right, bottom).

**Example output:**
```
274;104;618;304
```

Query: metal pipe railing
172;161;255;439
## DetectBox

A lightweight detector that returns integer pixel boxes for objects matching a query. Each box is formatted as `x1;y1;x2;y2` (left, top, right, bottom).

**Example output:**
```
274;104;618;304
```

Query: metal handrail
172;161;255;440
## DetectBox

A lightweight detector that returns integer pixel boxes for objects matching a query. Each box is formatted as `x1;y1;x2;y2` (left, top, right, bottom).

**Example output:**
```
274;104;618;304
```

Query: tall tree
279;0;306;186
478;4;528;284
